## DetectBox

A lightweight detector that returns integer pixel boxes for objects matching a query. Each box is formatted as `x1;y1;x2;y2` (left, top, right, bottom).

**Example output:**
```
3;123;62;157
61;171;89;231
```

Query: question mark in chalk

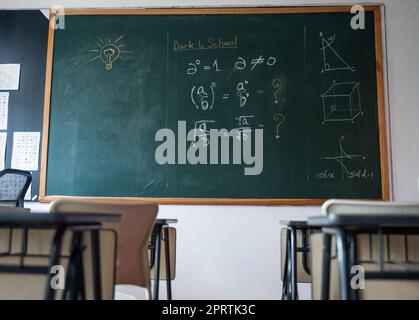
273;113;285;139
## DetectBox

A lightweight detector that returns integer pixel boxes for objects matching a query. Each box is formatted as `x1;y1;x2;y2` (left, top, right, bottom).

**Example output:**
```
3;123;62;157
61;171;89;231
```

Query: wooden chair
311;199;419;300
51;199;158;299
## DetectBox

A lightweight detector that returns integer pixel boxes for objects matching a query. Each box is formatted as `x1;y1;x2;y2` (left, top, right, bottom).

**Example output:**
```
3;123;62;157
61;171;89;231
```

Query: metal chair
280;221;314;300
311;199;419;300
0;169;32;208
149;224;177;300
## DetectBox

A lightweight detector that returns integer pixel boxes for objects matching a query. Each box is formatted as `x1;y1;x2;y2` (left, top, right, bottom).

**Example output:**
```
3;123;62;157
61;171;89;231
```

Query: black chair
0;169;32;208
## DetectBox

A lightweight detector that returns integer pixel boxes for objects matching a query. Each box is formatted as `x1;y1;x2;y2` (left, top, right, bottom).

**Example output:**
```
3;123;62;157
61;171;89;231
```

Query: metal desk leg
282;229;290;300
286;228;293;299
163;226;172;300
153;224;163;300
45;226;67;300
63;231;82;300
290;226;298;300
321;233;331;300
301;229;311;275
91;230;102;300
73;232;86;300
348;234;359;300
149;230;157;269
335;228;350;300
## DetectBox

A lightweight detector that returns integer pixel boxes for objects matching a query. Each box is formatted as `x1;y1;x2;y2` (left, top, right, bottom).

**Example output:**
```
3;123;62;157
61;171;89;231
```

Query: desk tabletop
156;218;178;225
279;220;308;228
308;213;419;228
0;206;31;213
0;212;121;227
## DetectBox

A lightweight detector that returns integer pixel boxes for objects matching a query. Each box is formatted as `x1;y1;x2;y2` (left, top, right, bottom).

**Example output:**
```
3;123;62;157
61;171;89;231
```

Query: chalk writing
237;81;249;107
173;36;238;52
191;120;216;147
191;83;216;110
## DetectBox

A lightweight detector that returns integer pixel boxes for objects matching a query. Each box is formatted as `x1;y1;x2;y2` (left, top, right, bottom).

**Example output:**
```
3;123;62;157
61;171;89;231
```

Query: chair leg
149;227;157;269
290;226;298;300
282;229;290;300
153;224;162;300
45;226;67;300
335;229;350;300
301;229;311;275
77;255;86;300
63;231;85;300
163;227;172;300
286;228;294;299
91;230;102;300
63;235;77;300
321;233;331;300
348;234;359;300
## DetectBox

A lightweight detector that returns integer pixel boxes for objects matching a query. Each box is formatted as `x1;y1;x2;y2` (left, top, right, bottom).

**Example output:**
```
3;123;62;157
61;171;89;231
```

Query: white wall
6;0;419;299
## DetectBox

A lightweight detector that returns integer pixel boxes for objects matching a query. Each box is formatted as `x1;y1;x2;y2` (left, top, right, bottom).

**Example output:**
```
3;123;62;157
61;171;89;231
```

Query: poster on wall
0;92;9;130
0;64;21;90
0;132;7;171
11;131;40;171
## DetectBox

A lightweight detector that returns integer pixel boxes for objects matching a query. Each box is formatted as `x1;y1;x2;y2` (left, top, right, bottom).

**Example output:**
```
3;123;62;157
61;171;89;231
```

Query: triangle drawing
321;36;355;72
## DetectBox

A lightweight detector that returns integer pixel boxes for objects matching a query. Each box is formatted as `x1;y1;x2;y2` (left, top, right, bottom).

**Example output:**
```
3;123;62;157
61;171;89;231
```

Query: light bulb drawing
101;45;118;70
89;35;132;71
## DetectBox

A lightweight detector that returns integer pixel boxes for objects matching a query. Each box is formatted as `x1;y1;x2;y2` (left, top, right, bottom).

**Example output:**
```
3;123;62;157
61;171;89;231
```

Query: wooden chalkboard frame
39;6;389;205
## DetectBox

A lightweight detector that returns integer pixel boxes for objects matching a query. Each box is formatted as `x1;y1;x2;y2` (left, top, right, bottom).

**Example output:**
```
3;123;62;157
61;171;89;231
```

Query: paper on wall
11;132;40;171
0;64;21;90
0;92;9;130
0;132;7;171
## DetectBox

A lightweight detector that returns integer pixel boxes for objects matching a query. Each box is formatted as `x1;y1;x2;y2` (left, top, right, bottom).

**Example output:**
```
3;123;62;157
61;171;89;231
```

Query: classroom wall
0;10;48;202
3;0;419;299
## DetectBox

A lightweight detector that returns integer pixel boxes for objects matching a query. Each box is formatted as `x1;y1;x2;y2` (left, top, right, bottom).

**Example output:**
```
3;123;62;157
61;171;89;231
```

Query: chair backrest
0;169;32;208
50;199;158;295
321;199;419;215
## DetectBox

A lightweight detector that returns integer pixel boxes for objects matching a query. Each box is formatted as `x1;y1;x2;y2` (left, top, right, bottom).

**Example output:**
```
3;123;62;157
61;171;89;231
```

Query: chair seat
114;285;150;300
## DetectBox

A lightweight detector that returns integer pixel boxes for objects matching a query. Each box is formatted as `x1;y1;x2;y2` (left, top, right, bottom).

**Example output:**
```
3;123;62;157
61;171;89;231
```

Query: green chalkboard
41;7;388;205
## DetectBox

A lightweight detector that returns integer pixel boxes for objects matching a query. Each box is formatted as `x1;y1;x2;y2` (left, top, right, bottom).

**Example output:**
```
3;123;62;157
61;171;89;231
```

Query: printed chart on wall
11;132;41;201
42;7;388;204
0;92;9;130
